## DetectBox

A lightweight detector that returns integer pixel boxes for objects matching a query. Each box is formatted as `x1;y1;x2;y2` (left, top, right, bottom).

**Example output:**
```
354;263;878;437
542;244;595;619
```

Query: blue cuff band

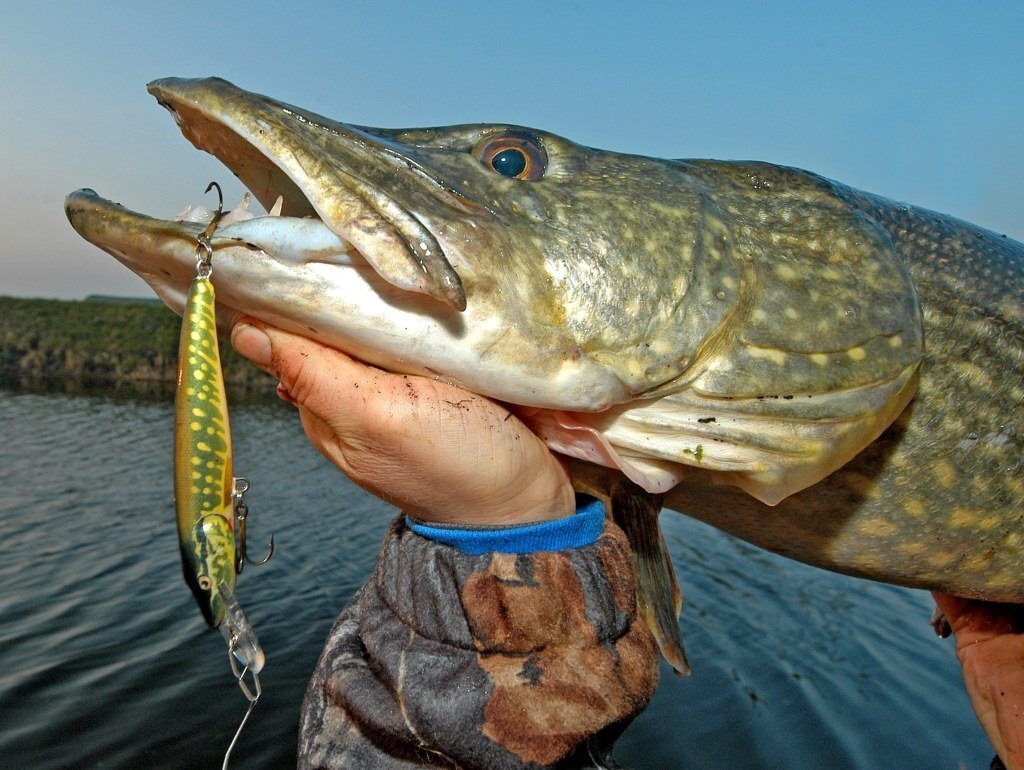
405;497;606;555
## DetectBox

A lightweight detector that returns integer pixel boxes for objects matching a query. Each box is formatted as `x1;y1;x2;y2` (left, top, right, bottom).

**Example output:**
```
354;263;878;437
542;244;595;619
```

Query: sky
1;1;1022;299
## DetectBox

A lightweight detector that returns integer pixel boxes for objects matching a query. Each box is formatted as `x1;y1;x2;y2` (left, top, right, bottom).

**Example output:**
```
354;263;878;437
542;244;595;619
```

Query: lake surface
0;389;992;768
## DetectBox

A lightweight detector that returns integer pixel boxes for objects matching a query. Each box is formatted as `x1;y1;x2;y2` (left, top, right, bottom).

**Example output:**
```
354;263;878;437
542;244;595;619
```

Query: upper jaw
144;77;468;310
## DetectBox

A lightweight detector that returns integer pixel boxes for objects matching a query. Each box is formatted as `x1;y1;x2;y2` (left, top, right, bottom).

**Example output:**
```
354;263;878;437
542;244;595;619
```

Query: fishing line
222;634;262;770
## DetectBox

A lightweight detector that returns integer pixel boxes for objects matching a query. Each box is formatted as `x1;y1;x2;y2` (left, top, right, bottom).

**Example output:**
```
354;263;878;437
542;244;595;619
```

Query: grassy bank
0;296;273;392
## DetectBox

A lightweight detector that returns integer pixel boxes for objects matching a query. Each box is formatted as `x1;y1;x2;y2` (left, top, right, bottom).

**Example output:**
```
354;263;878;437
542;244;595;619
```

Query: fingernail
275;382;297;405
231;322;272;368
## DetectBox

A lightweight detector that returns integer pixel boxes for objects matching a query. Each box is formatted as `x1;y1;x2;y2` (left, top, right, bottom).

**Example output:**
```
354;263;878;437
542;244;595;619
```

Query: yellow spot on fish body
979;515;1002;530
197;441;211;452
928;551;956;569
932;460;958;489
775;264;797;280
192;407;206;418
903;499;925;517
748;346;788;366
856;517;896;538
190;421;200;431
847;347;867;362
897;542;928;557
950;507;978;528
811;353;830;366
986;574;1015;591
889;335;903;348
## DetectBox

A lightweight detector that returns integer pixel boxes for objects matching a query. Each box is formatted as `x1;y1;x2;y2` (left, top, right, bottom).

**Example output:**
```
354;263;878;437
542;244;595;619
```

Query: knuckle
274;346;319;406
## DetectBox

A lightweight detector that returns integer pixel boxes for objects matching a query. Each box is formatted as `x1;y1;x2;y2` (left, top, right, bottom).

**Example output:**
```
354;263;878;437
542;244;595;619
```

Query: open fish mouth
63;78;641;412
148;76;471;311
67;76;471;325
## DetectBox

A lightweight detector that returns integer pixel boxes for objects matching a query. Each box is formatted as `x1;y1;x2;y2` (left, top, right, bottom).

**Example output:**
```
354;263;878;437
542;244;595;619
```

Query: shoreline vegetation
0;296;275;399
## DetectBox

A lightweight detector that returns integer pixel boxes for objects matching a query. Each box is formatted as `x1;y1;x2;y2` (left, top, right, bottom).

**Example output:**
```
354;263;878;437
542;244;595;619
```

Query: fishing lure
173;182;273;767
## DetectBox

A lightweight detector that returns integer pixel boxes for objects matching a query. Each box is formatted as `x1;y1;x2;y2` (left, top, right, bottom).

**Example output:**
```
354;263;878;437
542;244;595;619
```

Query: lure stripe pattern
174;276;236;626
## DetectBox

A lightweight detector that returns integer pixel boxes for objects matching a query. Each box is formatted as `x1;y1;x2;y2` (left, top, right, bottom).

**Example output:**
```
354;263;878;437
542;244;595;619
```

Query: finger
932;593;1024;647
232;319;481;472
232;318;390;427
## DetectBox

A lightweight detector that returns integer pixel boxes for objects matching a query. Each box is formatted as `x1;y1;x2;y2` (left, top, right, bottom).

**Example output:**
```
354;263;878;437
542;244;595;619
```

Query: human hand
230;319;575;527
932;593;1024;770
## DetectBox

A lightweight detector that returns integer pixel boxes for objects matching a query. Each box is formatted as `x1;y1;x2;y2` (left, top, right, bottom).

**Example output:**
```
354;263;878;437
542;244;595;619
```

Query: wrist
490;480;577;525
406;496;605;555
411;462;576;527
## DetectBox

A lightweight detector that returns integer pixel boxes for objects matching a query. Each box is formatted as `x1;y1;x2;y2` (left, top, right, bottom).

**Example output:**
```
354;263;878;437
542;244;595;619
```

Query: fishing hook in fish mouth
233;477;275;573
194;181;225;278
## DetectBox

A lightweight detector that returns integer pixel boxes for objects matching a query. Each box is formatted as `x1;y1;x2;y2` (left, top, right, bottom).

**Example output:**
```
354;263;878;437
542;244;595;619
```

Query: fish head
67;77;752;410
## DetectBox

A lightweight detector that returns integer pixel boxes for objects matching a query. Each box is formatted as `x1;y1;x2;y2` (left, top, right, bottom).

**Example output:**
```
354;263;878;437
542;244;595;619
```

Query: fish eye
492;148;528;178
473;132;546;181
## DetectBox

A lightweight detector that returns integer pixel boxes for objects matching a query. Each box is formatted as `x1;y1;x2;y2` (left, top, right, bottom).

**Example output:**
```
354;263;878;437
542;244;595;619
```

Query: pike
65;77;1023;674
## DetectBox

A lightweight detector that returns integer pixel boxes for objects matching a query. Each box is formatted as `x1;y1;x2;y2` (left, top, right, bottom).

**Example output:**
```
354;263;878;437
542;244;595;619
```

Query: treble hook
233;477;275;574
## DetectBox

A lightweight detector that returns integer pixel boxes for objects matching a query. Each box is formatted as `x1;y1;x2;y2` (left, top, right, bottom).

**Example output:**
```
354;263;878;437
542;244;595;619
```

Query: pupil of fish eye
491;148;528;178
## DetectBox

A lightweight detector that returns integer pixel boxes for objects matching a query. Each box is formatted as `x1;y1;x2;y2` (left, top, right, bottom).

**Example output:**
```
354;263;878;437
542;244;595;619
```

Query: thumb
231;318;369;421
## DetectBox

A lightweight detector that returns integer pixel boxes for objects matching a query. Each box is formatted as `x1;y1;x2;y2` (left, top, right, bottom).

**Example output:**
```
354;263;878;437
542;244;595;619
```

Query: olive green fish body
174;275;236;626
664;168;1023;600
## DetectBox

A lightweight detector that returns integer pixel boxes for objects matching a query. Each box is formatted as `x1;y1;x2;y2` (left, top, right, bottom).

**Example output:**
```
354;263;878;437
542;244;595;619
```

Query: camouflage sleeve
297;508;659;769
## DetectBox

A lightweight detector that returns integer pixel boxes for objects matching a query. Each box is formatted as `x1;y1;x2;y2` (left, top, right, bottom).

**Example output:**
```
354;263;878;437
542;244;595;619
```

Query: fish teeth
174;192;284;225
173;203;214;224
220;192;255;225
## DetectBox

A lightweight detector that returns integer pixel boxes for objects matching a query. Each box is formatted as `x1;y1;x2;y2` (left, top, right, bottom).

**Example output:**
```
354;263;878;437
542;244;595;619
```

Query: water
0;390;992;768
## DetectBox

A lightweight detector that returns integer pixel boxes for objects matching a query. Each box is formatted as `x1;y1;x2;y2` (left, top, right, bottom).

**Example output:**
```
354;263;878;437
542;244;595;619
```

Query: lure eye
474;132;546;181
198;576;212;590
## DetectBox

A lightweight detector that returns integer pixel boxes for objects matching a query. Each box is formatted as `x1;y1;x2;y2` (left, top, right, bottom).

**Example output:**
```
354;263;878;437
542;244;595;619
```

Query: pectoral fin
569;460;691;675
